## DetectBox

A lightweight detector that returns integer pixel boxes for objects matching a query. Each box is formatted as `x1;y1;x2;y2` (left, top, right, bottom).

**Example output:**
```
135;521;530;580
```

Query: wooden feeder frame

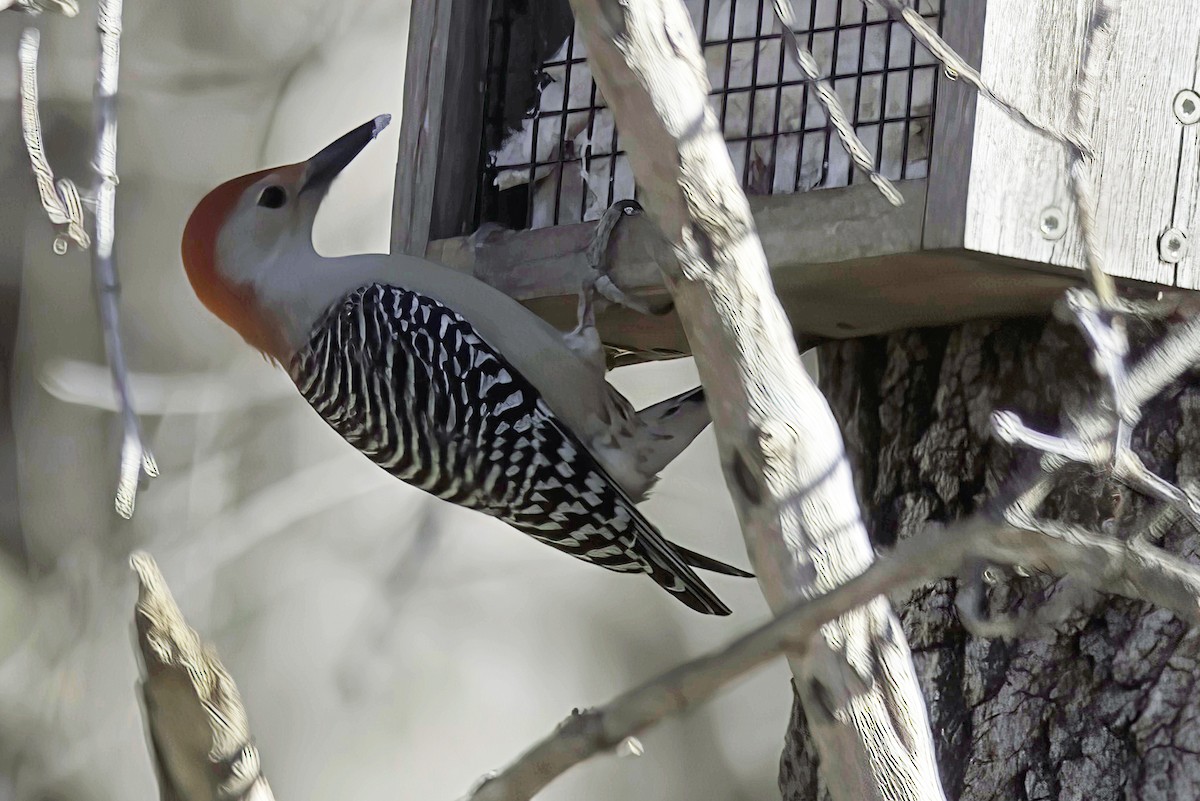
394;0;1197;364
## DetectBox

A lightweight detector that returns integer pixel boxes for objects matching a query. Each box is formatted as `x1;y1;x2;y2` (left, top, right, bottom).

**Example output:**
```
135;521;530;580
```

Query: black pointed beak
300;114;392;194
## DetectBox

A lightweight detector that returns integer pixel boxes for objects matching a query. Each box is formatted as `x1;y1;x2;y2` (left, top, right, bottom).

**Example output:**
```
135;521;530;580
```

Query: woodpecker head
182;114;392;361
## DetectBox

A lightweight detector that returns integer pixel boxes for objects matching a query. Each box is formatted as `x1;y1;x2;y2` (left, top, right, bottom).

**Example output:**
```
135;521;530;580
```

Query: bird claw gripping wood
585;199;673;318
567;199;674;371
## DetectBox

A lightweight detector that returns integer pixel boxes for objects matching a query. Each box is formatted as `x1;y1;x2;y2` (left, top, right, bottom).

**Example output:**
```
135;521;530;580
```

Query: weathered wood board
395;0;1195;365
428;181;1087;359
928;0;1200;288
392;0;493;257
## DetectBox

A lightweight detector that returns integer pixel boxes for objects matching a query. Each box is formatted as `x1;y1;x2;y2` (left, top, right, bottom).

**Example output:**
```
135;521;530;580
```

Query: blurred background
0;1;795;799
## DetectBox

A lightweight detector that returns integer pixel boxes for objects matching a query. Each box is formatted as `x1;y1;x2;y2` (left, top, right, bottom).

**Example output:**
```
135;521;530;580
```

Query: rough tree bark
782;316;1200;801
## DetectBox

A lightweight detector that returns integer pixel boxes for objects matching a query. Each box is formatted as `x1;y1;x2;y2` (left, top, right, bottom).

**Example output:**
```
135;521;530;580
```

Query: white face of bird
213;166;313;287
182;115;392;360
212;114;393;288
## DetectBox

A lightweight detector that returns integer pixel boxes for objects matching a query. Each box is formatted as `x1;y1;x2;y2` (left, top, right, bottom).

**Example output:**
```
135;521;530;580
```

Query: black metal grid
478;0;944;230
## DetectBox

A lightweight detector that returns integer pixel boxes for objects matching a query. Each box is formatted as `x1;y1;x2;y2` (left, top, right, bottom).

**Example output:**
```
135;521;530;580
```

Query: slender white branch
17;28;90;254
88;0;158;518
875;0;1074;145
772;1;902;206
468;512;1200;801
877;0;1120;306
567;3;944;799
1064;0;1120;307
475;6;1191;799
1000;307;1200;534
3;0;79;16
37;358;294;415
16;0;157;517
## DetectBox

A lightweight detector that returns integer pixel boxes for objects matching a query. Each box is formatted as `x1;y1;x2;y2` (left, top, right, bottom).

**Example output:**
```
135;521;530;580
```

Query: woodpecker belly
289;284;732;614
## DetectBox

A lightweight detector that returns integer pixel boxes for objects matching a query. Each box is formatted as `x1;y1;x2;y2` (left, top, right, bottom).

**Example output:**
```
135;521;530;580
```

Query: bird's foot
586;199;673;318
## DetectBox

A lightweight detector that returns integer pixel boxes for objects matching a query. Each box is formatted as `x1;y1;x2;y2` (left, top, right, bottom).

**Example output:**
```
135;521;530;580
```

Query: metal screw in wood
1174;89;1200;125
1039;206;1066;240
1159;228;1188;263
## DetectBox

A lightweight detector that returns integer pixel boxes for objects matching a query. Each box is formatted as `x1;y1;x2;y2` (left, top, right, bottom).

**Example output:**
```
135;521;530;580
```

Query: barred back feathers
290;284;733;615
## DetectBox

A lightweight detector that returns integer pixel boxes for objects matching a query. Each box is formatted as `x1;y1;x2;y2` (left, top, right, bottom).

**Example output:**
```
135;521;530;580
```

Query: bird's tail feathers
636;525;752;615
644;559;734;615
634;386;712;477
670;542;755;578
636;385;706;424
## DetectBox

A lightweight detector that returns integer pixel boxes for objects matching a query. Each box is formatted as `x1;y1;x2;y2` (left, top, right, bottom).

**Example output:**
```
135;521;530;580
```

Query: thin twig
18;28;90;253
467;513;1200;801
37;358;293;415
1065;0;1120;307
89;0;157;518
999;306;1200;530
875;0;1120;308
873;0;1075;146
773;1;903;206
3;0;79;15
876;0;1148;625
17;0;156;517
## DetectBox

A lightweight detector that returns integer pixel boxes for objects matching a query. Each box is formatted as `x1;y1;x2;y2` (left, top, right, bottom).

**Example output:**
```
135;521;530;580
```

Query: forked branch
16;0;156;517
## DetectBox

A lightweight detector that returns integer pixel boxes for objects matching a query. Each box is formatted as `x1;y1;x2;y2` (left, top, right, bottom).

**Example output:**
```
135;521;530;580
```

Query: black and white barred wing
291;284;731;615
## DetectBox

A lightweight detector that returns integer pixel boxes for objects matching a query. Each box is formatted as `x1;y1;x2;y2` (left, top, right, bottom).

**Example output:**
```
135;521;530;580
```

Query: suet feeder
394;0;1200;364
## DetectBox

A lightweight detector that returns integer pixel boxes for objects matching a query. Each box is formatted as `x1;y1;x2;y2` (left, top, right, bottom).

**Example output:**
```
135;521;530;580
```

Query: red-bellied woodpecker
181;116;750;615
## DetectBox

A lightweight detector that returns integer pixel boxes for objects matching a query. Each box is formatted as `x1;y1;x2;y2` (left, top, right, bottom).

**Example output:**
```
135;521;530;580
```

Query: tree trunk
782;316;1200;801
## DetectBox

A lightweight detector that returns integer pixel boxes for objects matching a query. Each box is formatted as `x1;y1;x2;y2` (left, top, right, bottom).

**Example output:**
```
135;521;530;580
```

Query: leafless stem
131;553;276;801
568;3;944;799
873;0;1075;146
881;0;1170;629
17;28;90;254
998;306;1200;531
3;0;79;16
477;5;1188;799
91;0;158;519
467;512;1200;801
19;0;157;516
876;0;1121;309
772;1;902;206
1065;0;1120;307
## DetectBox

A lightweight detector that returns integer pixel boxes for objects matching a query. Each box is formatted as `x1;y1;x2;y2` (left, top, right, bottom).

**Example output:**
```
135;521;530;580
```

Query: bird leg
563;274;607;375
564;199;678;371
586;199;673;318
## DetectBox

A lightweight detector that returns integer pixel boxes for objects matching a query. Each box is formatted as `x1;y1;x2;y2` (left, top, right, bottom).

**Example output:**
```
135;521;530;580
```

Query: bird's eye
257;185;287;209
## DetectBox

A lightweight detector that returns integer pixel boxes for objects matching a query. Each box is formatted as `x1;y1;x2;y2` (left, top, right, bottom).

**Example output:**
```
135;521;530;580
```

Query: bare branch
37;358;293;415
473;5;1193;799
1064;0;1120;307
772;1;902;206
131;553;275;801
16;0;157;517
3;0;78;16
999;309;1200;532
567;3;944;799
91;0;159;520
875;0;1073;145
468;513;1200;801
877;0;1121;307
18;28;90;254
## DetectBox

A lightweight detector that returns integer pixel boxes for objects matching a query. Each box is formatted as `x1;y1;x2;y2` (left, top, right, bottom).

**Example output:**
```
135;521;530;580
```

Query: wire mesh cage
477;0;944;231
